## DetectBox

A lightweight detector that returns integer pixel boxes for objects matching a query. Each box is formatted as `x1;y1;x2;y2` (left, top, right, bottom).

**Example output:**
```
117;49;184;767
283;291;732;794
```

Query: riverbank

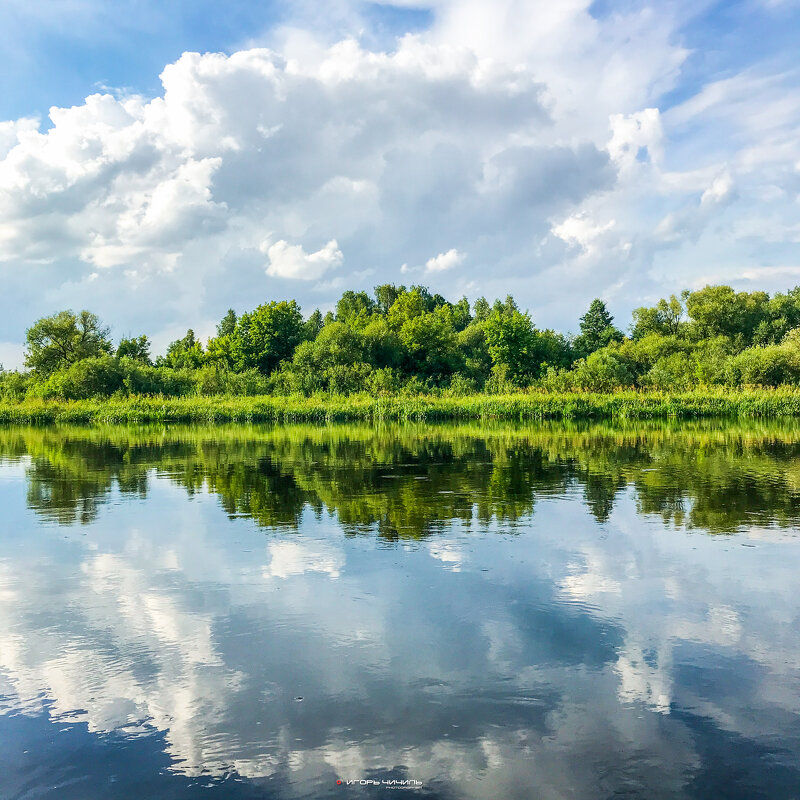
3;388;800;424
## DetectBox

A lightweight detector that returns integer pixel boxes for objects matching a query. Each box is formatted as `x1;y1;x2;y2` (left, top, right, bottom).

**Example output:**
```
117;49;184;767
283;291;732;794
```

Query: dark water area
0;421;799;799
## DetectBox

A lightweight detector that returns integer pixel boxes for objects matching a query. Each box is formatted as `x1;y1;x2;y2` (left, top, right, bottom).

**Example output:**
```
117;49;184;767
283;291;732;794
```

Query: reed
4;388;800;425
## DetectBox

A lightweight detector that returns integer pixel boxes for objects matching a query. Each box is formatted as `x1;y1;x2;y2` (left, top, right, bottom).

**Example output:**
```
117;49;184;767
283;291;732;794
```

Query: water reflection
4;421;800;535
0;422;798;798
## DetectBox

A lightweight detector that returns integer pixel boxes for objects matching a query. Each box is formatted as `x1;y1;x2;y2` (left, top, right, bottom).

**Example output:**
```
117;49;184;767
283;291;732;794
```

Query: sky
1;0;800;366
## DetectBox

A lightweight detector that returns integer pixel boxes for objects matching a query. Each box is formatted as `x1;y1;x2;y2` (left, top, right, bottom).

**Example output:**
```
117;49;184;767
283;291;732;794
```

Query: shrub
725;345;800;387
640;352;695;390
446;373;478;396
539;365;574;392
571;348;635;391
0;370;30;401
33;356;125;399
366;367;402;395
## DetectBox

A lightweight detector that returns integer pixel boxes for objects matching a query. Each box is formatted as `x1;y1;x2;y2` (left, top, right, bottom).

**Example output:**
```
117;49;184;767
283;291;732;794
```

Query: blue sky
1;1;435;120
1;0;799;365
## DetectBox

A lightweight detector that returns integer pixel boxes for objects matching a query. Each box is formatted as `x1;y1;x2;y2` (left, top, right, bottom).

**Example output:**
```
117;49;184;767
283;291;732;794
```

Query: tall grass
4;388;800;425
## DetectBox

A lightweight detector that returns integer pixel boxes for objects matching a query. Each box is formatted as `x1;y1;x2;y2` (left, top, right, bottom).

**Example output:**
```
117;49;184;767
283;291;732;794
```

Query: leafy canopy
25;310;112;374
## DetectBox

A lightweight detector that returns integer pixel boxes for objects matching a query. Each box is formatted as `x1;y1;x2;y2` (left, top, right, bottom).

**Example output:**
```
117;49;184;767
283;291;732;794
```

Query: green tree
304;309;324;341
399;309;460;380
473;297;491;322
306;322;364;366
362;317;403;369
752;288;800;345
484;309;537;385
503;294;518;316
685;285;768;344
206;335;234;368
574;299;623;357
231;300;304;374
630;295;684;339
533;328;573;370
457;323;492;385
409;285;448;313
374;284;406;314
216;309;237;338
116;335;152;364
335;291;376;327
160;329;205;369
387;288;427;329
25;310;112;374
204;310;238;368
451;297;473;331
571;348;635;391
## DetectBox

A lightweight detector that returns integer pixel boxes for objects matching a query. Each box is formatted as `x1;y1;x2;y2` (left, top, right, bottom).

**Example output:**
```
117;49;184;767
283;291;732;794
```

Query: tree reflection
3;421;800;535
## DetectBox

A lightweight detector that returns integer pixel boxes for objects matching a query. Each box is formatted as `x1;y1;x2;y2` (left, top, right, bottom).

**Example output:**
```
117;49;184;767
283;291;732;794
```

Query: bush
366;367;402;395
0;370;30;401
725;344;800;387
33;356;125;399
540;365;574;392
399;375;429;395
190;366;271;396
324;362;373;395
640;352;695;390
28;356;199;400
570;348;635;391
121;361;196;397
484;364;518;394
446;373;478;396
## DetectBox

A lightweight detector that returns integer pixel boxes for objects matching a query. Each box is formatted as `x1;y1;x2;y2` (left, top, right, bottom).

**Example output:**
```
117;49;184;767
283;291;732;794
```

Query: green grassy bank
4;388;800;425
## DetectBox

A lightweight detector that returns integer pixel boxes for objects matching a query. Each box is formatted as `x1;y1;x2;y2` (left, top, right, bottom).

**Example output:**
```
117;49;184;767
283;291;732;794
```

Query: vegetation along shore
5;282;800;421
4;389;800;424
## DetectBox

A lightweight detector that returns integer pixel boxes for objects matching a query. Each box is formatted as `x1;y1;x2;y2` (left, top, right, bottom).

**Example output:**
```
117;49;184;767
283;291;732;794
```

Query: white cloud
0;1;799;350
608;108;663;169
263;238;343;280
700;172;734;206
551;213;617;257
425;248;464;272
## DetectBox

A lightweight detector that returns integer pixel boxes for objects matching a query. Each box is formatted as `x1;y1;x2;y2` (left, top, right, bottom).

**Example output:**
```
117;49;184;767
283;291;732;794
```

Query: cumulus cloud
263;238;343;280
551;214;618;257
0;0;799;362
608;108;663;169
425;248;464;272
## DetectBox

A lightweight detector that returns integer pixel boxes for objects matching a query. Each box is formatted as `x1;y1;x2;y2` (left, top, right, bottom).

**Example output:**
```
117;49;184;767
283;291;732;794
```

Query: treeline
3;283;800;401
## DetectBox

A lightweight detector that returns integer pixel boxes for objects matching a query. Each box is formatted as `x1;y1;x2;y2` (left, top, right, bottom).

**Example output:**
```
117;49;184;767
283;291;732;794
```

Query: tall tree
231;300;304;374
374;284;405;314
484;309;537;384
473;297;491;322
685;285;769;343
216;309;237;338
335;291;376;326
574;299;622;357
630;295;684;339
116;335;152;364
304;309;324;341
161;329;205;369
25;310;112;374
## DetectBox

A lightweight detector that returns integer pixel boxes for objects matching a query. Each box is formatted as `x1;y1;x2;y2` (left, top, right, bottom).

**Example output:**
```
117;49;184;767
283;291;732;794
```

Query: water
0;421;799;799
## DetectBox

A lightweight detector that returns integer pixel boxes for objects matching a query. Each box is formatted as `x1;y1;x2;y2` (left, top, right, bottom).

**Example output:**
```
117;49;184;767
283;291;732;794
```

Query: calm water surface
0;421;799;799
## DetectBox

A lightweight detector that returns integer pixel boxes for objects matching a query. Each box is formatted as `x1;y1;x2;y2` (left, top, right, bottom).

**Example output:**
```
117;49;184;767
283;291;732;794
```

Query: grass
4;388;800;425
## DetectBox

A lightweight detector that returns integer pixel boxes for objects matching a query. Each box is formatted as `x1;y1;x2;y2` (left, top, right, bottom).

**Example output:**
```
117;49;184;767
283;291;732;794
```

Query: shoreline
4;389;800;424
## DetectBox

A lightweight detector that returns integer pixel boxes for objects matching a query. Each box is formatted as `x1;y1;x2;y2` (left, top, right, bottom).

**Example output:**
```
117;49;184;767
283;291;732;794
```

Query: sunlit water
0;421;799;799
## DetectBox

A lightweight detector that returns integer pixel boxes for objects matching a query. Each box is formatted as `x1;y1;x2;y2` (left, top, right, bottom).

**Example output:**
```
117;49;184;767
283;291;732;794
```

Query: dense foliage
5;283;800;401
